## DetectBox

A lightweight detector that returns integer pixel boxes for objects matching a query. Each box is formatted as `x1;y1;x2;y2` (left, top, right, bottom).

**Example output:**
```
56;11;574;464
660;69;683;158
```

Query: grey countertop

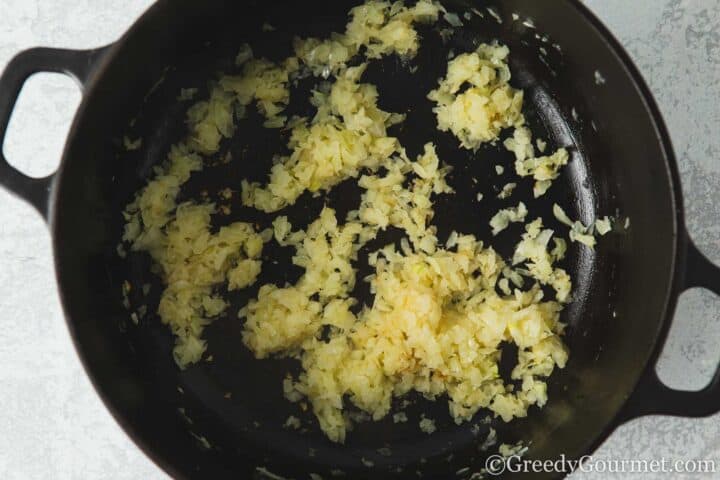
1;1;719;478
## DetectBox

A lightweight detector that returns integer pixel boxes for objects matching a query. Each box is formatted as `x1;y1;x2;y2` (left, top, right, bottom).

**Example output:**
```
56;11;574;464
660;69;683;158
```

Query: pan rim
557;0;685;468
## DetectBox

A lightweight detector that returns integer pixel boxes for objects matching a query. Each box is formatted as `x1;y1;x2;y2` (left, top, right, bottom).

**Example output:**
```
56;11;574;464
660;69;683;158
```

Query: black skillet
1;0;720;478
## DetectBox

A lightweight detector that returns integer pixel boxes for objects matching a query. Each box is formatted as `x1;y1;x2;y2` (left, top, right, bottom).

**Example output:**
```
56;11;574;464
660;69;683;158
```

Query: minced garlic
120;0;579;444
428;43;525;150
251;230;567;442
505;126;569;197
490;202;528;235
293;0;443;76
242;64;404;212
553;204;600;249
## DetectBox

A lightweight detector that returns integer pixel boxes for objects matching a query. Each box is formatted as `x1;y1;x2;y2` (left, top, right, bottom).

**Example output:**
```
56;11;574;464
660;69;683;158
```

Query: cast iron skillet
2;0;720;478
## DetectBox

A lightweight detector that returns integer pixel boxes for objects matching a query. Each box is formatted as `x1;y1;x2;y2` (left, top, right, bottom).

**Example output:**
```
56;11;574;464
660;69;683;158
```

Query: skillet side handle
0;46;111;219
618;237;720;422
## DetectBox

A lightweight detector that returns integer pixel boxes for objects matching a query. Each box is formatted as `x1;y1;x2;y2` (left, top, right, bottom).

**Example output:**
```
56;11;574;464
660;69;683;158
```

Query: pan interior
53;0;678;478
115;5;597;473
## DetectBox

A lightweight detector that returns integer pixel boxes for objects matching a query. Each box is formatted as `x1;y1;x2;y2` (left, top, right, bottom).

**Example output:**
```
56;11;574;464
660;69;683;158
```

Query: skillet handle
618;237;720;421
0;46;110;219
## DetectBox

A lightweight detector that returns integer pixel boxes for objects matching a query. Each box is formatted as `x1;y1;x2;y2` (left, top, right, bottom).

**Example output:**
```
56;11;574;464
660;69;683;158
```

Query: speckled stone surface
1;1;719;478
